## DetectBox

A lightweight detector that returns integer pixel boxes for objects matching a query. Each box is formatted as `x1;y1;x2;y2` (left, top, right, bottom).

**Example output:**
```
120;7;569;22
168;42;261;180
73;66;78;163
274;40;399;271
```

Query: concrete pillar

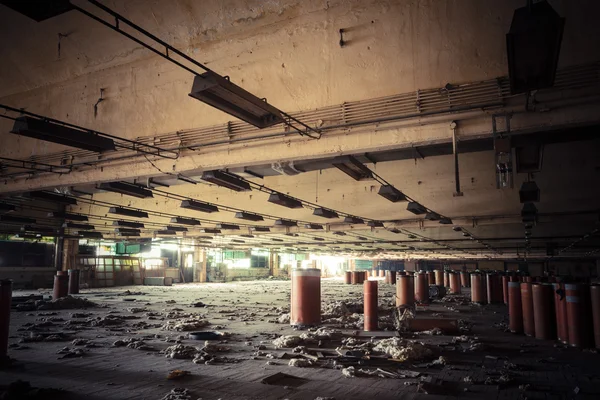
62;239;79;272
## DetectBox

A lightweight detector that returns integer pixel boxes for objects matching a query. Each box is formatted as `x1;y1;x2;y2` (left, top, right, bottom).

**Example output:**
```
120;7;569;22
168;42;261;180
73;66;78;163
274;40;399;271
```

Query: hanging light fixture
180;199;219;213
201;170;251;192
235;212;264;222
313;208;339;219
170;217;201;226
267;193;303;209
378;185;407;202
98;181;153;198
109;207;149;218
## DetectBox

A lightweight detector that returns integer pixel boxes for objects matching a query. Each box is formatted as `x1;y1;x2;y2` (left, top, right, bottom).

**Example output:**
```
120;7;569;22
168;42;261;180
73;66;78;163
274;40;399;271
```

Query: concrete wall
0;267;55;289
1;0;599;160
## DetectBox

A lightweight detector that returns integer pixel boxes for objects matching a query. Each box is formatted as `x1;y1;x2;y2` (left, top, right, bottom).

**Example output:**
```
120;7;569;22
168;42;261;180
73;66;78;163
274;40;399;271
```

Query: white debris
278;313;290;324
372;338;432;362
162;317;209;331
342;366;356;378
162;344;200;359
273;335;302;348
288;358;313;367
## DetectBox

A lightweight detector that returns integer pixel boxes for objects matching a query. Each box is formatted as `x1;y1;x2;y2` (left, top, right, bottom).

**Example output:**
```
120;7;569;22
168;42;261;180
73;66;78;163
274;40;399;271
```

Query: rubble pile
161;344;200;359
35;296;98;311
372;338;432;362
162;317;209;331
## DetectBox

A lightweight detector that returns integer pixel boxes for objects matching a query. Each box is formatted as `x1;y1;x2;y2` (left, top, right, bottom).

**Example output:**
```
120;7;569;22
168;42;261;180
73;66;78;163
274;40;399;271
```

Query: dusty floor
2;278;600;400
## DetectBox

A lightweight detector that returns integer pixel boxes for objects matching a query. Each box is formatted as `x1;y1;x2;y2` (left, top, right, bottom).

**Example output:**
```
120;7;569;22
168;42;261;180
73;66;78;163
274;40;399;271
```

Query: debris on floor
161;344;200;359
56;347;85;359
0;380;66;399
166;370;191;380
273;335;303;348
36;296;98;311
372;338;432;362
288;358;314;367
159;387;193;400
162;317;209;331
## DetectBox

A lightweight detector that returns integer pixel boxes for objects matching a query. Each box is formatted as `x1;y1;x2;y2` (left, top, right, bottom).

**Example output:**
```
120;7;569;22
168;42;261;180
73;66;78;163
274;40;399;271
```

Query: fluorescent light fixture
406;202;427;215
332;155;373;181
0;203;16;213
98;182;153;198
180;199;218;213
305;223;323;230
166;225;188;232
439;218;453;225
356;236;368;241
1;215;36;224
313;208;339;219
216;223;240;230
275;219;297;227
285;233;299;237
27;191;77;205
112;220;144;229
78;231;103;239
47;211;88;221
519;181;540;203
240;234;254;238
115;228;141;236
271;238;284;242
231;239;245;244
313;237;325;241
116;230;140;237
251;227;270;232
367;221;384;227
452;226;462;232
201;170;251;192
235;212;264;222
10;116;115;152
389;228;401;234
344;216;364;224
16;233;41;239
425;212;441;221
109;207;149;218
189;72;285;128
268;193;303;209
378;185;407;202
21;226;57;235
332;231;346;236
63;222;94;230
170;217;200;226
201;228;221;234
156;230;177;235
0;0;74;21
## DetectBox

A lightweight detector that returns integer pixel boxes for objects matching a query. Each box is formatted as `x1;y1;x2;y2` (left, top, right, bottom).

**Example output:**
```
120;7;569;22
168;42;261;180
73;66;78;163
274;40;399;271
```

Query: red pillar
364;280;378;331
532;283;556;340
53;271;69;300
521;282;535;337
290;268;321;327
508;282;523;333
68;269;80;294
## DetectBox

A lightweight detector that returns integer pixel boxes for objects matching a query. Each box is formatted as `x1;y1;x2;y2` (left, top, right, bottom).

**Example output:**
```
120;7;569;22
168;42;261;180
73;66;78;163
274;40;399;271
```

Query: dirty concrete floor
2;278;600;400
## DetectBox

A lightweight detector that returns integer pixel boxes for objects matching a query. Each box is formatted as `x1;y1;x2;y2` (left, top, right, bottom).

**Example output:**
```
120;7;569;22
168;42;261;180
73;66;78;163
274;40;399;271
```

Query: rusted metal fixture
53;271;69;301
68;269;80;294
508;282;523;333
532;283;556;340
1;279;12;364
414;271;430;304
590;284;600;349
396;275;415;307
388;271;397;285
553;283;569;344
344;271;352;284
364;280;378;331
565;283;592;348
444;271;450;288
290;268;321;327
434;270;444;287
460;271;470;288
521;282;535;337
427;271;436;285
471;273;486;304
486;273;503;304
449;272;461;294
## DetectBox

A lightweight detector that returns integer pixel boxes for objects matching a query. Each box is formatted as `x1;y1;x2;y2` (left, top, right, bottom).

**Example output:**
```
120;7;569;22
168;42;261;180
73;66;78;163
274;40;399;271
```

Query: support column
62;239;79;272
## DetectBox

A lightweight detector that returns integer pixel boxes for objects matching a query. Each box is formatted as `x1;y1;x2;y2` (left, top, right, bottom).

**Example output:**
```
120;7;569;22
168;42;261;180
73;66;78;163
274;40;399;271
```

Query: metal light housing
112;220;145;229
406;202;427;215
166;226;188;232
378;185;407;202
313;208;339;219
0;215;35;224
10;116;115;152
519;181;540;203
189;72;284;129
180;199;219;213
27;191;77;205
47;211;88;221
274;219;297;227
344;216;364;224
98;181;153;198
170;217;200;226
201;170;251;192
367;221;384;228
305;223;323;230
268;193;303;209
332;155;373;181
235;212;264;222
216;223;240;230
63;222;94;230
109;207;149;218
